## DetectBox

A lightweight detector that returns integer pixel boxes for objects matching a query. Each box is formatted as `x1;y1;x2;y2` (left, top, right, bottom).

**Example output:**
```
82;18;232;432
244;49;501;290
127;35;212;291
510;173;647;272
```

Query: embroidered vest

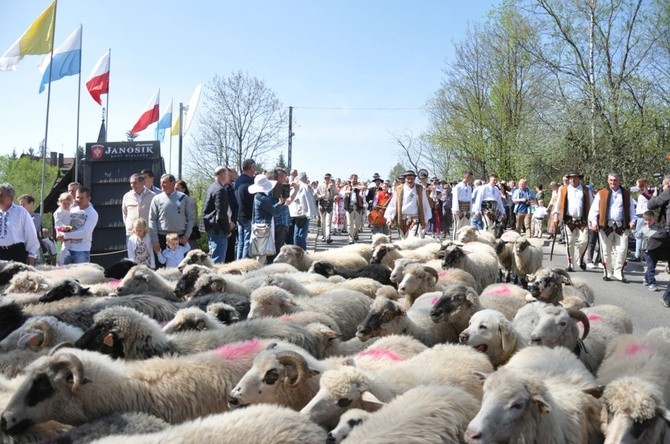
597;188;631;227
558;185;591;222
394;184;426;232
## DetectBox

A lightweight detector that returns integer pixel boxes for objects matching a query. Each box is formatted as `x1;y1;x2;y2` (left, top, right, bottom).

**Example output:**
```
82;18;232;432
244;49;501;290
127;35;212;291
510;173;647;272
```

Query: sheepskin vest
597;187;631;227
394;184;426;232
557;184;591;222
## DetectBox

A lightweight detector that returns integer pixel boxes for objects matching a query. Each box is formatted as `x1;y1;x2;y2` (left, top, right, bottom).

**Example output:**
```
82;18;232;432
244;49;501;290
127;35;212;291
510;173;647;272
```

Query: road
306;222;670;334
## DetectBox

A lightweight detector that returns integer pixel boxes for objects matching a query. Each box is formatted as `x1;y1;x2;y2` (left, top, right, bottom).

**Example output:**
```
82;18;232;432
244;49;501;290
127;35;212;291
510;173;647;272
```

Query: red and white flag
86;51;110;105
130;89;160;135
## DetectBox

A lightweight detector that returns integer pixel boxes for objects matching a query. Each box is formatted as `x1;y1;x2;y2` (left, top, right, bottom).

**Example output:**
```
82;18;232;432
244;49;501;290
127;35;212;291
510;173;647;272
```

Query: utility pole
287;106;294;172
178;102;184;180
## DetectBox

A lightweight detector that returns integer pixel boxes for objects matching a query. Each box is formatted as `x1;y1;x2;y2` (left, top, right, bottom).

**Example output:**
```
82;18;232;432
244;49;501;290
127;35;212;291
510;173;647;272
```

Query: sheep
441;242;498;293
74;306;322;359
273;244;369;273
340;385;480;444
178;292;250;320
309;261;394;287
369;242;442;269
465;346;603;444
114;265;179;302
396;264;442;306
5;270;51;295
328;408;371;443
247;285;371;340
300;343;493;429
595;334;670;443
0;339;302;431
0;302;28;342
456;225;496;245
161;307;225;334
264;273;323;297
426;284;484;338
0;316;83;352
90;404;327;444
493;236;517;283
103;258;137;279
173;264;213;299
356;294;452;346
0;261;37;288
177;248;262;275
38;277;122;302
206;302;242;325
478;283;531;320
37;262;108;285
47;412;169;444
188;273;251;299
513;237;543;289
526;267;595;306
458;309;528;368
370;234;438;250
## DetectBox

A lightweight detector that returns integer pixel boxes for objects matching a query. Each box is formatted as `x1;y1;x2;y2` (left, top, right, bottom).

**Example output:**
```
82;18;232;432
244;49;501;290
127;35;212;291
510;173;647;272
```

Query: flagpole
178;102;184;180
40;0;58;223
105;48;110;141
74;24;83;184
169;124;173;173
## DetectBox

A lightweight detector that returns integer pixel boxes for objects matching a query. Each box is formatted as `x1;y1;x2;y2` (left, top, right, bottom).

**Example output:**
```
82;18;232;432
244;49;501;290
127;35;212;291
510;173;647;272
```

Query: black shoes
579;261;587;271
603;276;612;282
566;265;574;272
326;238;333;244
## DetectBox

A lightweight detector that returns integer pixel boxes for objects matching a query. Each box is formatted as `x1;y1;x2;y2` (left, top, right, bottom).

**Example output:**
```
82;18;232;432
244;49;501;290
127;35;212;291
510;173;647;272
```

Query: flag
0;1;57;71
38;25;82;93
86;50;110;105
130;89;160;135
97;118;106;143
171;83;202;136
155;99;172;142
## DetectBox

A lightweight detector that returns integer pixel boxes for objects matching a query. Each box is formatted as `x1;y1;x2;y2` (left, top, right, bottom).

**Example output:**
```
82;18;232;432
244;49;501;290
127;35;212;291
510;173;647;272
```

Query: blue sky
0;1;498;181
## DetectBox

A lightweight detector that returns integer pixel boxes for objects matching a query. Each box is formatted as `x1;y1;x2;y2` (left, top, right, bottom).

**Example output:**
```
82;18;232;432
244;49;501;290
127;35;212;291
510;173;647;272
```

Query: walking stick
313;218;320;253
550;222;558;261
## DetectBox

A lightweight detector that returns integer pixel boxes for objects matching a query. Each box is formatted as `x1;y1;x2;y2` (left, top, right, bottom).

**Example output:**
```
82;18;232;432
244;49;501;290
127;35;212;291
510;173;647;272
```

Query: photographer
648;175;670;228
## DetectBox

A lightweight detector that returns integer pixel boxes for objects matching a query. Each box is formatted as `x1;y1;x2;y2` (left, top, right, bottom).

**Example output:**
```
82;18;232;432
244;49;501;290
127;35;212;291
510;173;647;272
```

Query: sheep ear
321;327;341;341
102;333;115;347
583;385;605;399
525;293;537;303
196;320;208;331
473;371;489;382
209;278;225;293
532;395;551;414
18;332;44;350
39;281;50;291
280;295;297;306
361;391;385;406
465;287;478;304
499;321;515;353
658;407;670;425
80;287;91;295
341;358;357;367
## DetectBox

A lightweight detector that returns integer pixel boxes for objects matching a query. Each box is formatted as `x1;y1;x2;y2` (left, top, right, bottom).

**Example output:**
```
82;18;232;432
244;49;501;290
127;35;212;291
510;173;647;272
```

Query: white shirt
472;184;505;215
61;204;99;252
451;181;472;212
384;184;432;223
588;188;637;225
0;204;40;258
554;184;586;219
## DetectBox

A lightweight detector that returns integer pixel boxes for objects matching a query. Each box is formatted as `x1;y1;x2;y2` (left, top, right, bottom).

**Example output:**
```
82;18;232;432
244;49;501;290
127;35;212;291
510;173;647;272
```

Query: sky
0;0;499;182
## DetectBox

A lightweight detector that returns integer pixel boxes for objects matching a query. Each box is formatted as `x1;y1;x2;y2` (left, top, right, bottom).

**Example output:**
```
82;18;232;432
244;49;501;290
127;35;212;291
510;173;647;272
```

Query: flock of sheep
0;225;667;443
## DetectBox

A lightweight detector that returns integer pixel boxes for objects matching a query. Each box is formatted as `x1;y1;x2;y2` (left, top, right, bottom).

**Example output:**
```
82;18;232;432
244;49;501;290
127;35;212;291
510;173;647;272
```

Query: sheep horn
275;350;310;388
49;342;76;355
552;268;573;285
50;352;86;392
29;320;52;349
567;308;590;340
423;266;439;285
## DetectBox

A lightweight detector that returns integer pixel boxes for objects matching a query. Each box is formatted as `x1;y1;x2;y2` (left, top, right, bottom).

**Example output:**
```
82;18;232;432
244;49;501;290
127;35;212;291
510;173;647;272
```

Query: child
531;199;548;238
127;218;155;269
637;210;661;291
41;228;57;266
53;192;73;265
157;232;190;269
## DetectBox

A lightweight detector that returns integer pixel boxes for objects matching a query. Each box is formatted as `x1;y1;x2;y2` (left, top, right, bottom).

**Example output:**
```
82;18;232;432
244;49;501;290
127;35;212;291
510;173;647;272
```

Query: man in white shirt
553;171;592;271
472;174;506;233
122;173;156;240
451;171;473;239
385;170;432;238
0;183;40;264
57;187;99;264
587;172;636;282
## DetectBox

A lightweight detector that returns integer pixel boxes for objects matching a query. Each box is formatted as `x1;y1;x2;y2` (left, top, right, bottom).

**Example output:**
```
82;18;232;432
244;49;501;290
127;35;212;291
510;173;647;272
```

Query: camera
281;183;291;199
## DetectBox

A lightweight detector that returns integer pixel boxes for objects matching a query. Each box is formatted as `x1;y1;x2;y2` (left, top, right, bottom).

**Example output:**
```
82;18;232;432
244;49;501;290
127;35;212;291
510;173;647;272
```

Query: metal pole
74;25;83;183
287;106;293;172
40;0;58;222
178;102;184;180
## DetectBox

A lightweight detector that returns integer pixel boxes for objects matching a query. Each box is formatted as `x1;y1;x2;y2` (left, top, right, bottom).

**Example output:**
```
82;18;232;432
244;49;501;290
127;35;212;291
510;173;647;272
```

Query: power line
292;106;430;111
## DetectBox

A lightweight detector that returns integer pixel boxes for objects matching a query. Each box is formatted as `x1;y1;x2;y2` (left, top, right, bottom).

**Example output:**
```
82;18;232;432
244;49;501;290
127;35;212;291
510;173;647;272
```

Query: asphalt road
306;222;670;335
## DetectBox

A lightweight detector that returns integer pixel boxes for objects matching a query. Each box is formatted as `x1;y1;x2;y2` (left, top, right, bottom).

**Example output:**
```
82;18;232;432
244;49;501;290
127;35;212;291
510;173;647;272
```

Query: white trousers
319;210;332;239
346;209;361;241
452;212;471;240
598;229;629;280
564;226;589;267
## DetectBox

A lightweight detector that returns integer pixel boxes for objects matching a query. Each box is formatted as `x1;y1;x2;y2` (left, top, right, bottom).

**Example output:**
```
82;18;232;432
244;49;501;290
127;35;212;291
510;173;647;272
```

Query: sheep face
207;303;241;325
1;352;91;434
389;258;418;284
75;320;125;359
328;409;370;443
429;285;478;323
103;259;137;279
457;226;478;243
115;265;153;296
459;310;515;361
600;377;670;443
40;279;90;303
527;268;569;302
528;305;588;349
248;289;296;319
273;245;305;268
176;249;211;271
355;298;403;341
0;262;34;286
173;265;212;299
162;308;215;334
441;245;465;269
514;238;531;253
310;261;335;277
191;275;228;299
369;245;389;265
465;369;550;443
229;349;318;410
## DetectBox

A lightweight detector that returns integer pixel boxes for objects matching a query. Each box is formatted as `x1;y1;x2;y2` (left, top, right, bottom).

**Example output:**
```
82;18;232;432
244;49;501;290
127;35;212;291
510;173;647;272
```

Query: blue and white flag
38;25;82;93
155;99;173;141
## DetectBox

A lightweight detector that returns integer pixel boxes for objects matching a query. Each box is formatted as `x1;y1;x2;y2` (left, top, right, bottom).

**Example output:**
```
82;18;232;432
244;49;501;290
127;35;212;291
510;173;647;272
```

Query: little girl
127;218;155;269
53;192;73;265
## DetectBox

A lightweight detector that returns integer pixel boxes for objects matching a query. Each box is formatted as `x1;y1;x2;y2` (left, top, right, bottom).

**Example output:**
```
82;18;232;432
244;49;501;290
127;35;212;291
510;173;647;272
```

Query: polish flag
86;51;110;105
130;89;160;135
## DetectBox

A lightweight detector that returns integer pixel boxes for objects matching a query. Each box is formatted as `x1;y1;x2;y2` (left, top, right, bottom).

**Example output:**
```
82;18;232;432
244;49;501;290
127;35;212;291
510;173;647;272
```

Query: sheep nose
530;336;541;345
459;332;469;344
465;428;482;441
0;416;6;432
326;433;336;443
228;396;239;407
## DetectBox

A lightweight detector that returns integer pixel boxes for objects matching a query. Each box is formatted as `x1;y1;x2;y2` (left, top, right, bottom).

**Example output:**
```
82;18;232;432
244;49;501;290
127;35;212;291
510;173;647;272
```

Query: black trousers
0;243;28;263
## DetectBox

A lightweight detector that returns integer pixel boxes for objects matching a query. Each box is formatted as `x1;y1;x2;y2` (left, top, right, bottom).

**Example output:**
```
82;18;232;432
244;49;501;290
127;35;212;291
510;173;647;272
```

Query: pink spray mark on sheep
214;339;263;360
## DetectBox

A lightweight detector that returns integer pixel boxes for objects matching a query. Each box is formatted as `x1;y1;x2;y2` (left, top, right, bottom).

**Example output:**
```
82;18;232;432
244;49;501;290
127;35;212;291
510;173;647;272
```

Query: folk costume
384;171;432;239
315;174;337;243
553;172;591;271
451;179;473;240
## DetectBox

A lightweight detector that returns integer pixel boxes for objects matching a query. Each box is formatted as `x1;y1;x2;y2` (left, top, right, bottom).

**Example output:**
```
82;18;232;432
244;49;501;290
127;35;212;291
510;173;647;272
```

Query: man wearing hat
587;171;636;282
314;173;337;243
472;173;506;233
553;171;591;271
384;170;432;238
343;173;365;244
366;173;383;214
202;166;234;263
451;171;474;239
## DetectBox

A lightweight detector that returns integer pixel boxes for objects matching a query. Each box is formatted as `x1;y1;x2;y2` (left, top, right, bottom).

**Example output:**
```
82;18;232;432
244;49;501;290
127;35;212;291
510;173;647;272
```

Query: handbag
250;221;276;257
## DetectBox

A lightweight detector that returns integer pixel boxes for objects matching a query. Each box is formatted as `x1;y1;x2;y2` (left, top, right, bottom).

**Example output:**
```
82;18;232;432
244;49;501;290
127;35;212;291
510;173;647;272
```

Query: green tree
276;152;287;169
388;162;406;182
0;155;59;206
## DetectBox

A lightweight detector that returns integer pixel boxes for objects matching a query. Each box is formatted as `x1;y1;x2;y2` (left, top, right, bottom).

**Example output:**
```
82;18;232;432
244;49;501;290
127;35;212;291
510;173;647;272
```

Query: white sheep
459;309;528;368
440;242;498;294
161;307;224;334
273;244;369;273
188;273;251;299
493;236;518;283
247;285;371;340
114;265;179;301
513;237;543;289
301;343;493;429
341;385;480;443
0;316;83;352
89;404;327;444
205;302;242;325
465;346;603;443
37;262;108;285
526;267;594;306
328;408;371;443
369;242;442;269
0;339;303;431
456;225;496;245
177;249;262;274
478;283;531;320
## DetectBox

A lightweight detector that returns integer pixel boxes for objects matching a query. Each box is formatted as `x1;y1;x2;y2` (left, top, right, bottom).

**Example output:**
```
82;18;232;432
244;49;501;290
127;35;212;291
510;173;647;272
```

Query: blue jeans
645;253;657;286
208;231;228;264
63;250;90;264
471;216;484;230
634;218;644;258
292;217;309;250
236;218;252;260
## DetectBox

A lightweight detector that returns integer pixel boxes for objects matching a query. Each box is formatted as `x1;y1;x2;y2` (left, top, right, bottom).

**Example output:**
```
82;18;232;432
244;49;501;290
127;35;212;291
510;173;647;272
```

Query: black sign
86;141;161;161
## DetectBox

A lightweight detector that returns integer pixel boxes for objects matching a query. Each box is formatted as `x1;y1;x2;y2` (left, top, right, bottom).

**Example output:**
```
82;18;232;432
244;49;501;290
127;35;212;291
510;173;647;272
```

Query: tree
388;162;406;182
187;71;288;179
276;152;287;169
0;155;59;206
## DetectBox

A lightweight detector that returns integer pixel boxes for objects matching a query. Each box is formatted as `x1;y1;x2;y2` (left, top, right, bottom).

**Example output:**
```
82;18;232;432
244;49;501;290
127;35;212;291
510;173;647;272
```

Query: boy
531;199;548;238
637;210;661;291
157;232;190;268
